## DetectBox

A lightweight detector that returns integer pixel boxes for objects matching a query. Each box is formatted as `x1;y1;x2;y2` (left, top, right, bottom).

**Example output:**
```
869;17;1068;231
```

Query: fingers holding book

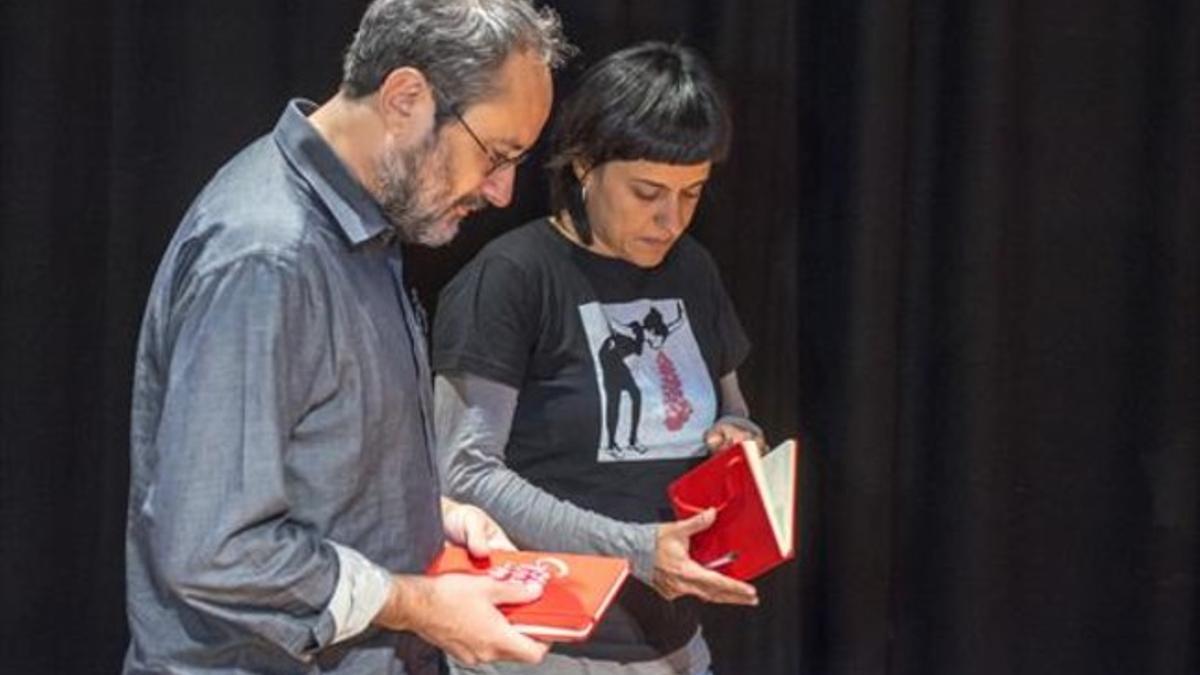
652;508;760;606
373;573;550;666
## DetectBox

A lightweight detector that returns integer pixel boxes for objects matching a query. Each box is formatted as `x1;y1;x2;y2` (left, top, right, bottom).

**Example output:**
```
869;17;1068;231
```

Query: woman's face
580;159;712;268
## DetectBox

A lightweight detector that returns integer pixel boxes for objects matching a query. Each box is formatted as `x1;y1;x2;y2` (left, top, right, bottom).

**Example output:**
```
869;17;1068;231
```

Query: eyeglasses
447;106;530;177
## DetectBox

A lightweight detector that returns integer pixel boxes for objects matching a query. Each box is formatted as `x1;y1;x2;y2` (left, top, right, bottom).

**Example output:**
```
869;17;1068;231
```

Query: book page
759;440;796;553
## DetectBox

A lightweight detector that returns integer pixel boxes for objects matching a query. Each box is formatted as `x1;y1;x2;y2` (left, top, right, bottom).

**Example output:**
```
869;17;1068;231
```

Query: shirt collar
272;98;394;247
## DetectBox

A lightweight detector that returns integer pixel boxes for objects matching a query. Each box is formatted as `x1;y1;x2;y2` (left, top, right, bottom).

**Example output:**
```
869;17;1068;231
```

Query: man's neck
307;92;383;198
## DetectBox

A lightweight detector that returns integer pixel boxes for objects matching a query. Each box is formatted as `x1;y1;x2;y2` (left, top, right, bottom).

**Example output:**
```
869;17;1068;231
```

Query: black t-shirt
433;219;750;661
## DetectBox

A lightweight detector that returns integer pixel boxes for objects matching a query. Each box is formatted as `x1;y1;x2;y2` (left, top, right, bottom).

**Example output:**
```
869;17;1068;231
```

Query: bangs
546;42;731;214
591;87;730;166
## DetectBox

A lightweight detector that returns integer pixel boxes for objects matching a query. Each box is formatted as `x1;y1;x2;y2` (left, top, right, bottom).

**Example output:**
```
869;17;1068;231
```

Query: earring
570;177;594;246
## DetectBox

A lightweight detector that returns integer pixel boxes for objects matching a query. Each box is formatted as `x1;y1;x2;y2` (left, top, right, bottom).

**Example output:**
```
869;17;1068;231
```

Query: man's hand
373;573;549;666
442;498;516;558
703;419;764;452
651;508;758;605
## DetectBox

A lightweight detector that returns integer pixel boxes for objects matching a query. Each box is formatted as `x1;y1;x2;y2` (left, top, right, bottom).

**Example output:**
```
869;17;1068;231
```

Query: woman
432;42;764;674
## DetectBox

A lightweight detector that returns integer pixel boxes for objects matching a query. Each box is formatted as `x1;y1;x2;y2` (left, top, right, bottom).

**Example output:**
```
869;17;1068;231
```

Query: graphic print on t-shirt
578;299;716;462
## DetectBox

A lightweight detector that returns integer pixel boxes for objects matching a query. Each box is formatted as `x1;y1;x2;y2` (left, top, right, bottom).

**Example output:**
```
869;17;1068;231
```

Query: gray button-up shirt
124;100;444;674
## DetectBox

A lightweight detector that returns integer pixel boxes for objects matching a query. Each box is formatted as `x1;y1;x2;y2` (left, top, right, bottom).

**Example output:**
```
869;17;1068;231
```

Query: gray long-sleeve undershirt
434;371;761;584
434;373;661;581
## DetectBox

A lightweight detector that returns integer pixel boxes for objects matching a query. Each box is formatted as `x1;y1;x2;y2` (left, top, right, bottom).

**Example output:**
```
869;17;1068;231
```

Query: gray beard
376;130;453;246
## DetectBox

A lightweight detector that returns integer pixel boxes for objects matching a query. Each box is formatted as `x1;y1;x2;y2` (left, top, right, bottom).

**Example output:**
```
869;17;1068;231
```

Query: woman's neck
550;209;632;263
549;210;587;248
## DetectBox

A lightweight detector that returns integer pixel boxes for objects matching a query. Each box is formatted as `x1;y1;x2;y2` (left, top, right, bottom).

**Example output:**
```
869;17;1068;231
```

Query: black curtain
807;1;1199;673
1;2;1196;675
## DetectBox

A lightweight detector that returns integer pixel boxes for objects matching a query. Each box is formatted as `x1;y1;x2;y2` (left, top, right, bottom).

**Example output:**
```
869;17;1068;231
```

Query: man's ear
377;67;436;135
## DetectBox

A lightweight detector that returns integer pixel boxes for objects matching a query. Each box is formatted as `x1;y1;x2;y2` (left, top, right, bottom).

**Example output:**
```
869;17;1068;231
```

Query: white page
757;440;796;553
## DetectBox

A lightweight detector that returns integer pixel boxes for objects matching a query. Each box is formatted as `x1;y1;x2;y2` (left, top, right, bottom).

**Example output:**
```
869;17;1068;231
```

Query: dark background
1;1;1196;674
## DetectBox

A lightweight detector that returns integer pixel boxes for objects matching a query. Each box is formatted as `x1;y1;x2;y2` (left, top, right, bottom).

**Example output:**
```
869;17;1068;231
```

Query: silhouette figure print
597;303;685;455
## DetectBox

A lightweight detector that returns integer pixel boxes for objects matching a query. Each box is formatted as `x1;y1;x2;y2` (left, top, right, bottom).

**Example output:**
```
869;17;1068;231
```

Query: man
123;2;570;673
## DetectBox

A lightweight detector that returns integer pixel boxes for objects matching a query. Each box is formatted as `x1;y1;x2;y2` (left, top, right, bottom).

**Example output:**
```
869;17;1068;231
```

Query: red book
668;438;799;581
425;545;630;642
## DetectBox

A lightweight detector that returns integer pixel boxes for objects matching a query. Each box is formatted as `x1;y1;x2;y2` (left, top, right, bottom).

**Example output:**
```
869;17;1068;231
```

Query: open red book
668;438;799;581
425;545;630;642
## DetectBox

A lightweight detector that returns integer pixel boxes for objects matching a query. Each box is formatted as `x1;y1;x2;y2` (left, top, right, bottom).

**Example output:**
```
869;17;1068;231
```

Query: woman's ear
572;158;592;182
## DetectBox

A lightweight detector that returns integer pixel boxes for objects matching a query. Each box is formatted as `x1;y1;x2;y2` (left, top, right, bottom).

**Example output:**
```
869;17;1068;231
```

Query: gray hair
342;0;572;114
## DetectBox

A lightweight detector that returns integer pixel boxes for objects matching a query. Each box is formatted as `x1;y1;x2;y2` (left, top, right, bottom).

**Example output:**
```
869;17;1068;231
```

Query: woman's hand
442;498;517;558
650;508;758;605
703;417;765;452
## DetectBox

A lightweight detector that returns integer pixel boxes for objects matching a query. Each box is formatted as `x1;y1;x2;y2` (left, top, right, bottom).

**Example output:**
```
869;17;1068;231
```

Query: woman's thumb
679;507;718;535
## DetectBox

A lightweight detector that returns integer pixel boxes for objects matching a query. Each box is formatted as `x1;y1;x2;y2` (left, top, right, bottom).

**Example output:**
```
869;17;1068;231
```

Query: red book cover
425;545;630;642
667;439;799;581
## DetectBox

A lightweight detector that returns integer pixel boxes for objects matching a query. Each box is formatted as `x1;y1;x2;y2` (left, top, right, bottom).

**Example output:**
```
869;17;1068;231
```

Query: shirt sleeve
432;253;538;388
326;543;394;644
434;373;660;583
707;251;752;378
145;254;387;657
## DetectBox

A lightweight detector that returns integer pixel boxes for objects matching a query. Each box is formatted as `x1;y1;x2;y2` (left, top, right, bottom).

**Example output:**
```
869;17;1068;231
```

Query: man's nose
479;165;516;208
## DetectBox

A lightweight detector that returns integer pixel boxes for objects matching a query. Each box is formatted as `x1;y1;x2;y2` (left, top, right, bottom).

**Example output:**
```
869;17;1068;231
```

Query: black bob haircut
546;41;732;244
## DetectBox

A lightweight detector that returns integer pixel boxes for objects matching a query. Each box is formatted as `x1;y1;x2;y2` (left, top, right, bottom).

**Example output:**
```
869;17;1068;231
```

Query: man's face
380;50;554;247
375;124;462;247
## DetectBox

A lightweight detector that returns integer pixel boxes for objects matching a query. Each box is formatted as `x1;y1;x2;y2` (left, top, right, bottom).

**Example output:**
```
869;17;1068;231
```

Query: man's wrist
372;574;427;633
